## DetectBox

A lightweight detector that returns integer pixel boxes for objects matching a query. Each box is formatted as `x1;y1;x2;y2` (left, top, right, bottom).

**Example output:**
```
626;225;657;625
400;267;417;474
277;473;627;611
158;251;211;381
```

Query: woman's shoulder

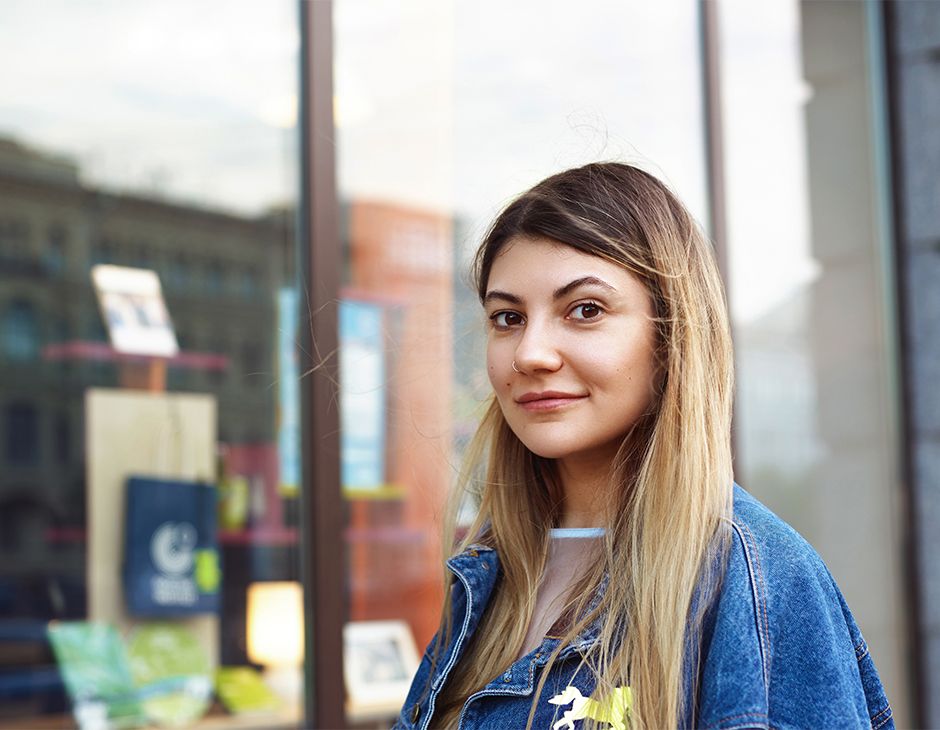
725;484;835;591
723;483;858;661
730;483;818;561
694;482;893;730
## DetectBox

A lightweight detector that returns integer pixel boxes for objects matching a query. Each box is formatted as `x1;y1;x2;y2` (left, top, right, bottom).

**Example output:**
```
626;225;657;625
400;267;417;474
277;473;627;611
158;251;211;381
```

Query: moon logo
150;522;197;576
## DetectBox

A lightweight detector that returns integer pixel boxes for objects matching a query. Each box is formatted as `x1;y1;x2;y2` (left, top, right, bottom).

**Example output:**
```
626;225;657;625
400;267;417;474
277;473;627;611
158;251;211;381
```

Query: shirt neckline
548;527;606;538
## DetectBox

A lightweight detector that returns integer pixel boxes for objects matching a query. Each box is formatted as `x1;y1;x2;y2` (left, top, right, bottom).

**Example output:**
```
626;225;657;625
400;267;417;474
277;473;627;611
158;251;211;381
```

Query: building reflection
0;134;294;715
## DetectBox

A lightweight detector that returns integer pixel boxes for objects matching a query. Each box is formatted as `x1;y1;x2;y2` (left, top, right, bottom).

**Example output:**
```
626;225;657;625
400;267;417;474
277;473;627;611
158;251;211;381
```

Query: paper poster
277;287;301;496
339;300;386;491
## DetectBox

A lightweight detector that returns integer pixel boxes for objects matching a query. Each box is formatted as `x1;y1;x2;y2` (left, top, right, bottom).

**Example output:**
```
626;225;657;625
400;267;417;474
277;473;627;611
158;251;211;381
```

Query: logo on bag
151;522;197;574
150;522;198;605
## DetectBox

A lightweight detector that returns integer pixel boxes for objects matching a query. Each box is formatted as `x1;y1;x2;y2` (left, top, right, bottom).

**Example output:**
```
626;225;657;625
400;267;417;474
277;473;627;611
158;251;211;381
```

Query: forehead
486;236;644;296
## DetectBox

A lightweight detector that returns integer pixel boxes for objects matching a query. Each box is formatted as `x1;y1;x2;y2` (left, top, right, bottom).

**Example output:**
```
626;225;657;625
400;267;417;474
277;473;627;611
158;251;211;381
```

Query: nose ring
512;361;521;373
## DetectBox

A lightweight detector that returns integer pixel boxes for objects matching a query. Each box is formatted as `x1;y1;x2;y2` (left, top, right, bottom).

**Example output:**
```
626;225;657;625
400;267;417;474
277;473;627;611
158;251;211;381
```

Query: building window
206;261;224;294
241;267;259;298
55;411;70;464
5;402;40;465
89;237;115;267
0;218;30;259
131;242;151;269
44;224;67;274
2;299;40;360
166;255;189;290
243;343;263;377
86;315;108;344
51;316;70;344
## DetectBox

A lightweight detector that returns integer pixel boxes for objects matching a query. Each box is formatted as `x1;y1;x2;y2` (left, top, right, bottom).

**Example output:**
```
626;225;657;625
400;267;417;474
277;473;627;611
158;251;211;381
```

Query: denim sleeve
696;510;893;730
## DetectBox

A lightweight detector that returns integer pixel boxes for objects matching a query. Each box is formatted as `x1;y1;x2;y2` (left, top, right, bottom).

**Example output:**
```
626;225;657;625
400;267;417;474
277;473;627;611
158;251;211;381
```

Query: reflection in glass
334;0;707;722
2;300;40;361
0;1;301;725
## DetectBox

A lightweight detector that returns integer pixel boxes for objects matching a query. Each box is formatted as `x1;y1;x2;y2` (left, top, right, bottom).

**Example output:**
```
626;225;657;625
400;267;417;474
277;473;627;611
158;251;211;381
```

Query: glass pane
718;0;910;723
333;0;707;722
0;2;303;727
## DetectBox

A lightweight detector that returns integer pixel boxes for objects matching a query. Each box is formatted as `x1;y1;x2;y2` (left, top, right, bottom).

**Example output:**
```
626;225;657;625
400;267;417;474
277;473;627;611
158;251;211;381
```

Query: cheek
486;355;500;387
486;353;512;394
606;340;656;392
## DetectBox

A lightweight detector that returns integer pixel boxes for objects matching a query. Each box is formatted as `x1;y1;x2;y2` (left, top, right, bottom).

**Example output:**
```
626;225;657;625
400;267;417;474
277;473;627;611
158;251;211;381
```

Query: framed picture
91;264;178;357
343;620;420;722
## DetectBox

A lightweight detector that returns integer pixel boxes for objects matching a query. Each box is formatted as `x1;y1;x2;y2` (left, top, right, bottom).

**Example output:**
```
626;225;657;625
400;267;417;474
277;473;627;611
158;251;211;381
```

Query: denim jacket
393;485;894;729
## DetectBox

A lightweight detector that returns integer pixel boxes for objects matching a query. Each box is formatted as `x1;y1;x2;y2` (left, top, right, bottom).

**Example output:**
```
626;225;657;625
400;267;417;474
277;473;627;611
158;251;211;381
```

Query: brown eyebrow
552;276;618;299
483;276;618;306
482;290;522;305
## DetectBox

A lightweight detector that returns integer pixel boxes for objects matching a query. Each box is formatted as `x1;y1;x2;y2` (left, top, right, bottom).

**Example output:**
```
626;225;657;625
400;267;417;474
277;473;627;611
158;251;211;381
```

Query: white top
517;528;605;659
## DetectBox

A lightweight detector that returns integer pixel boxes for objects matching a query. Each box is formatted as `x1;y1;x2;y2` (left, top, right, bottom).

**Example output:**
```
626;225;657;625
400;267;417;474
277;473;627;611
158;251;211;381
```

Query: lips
515;391;588;412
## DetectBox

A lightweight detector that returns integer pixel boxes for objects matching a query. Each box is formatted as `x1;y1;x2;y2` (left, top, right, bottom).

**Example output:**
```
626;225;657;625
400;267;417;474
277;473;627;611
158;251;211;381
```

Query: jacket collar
445;543;605;661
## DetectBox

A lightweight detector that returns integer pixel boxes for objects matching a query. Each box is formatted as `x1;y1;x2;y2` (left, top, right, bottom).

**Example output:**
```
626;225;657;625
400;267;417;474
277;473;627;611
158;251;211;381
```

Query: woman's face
484;236;658;467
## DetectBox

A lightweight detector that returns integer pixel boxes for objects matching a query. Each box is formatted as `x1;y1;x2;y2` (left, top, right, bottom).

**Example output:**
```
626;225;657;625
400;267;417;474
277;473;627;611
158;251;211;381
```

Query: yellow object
218;475;249;529
194;549;220;593
215;666;282;714
342;484;407;501
549;685;633;730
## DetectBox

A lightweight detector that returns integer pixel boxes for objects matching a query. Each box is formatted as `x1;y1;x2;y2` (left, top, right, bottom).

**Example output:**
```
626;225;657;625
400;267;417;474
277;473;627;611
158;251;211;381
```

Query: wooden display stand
85;359;218;668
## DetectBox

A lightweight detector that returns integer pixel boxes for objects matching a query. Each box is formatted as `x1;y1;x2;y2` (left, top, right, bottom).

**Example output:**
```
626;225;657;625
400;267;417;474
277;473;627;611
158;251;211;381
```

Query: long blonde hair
432;163;734;729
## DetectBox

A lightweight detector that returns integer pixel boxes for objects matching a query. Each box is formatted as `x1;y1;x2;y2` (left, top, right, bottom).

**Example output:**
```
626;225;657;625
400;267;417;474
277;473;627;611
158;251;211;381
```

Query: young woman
394;163;893;729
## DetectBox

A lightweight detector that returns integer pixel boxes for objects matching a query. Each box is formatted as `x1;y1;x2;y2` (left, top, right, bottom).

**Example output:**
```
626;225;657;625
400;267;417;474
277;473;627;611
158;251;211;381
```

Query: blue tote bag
123;476;221;617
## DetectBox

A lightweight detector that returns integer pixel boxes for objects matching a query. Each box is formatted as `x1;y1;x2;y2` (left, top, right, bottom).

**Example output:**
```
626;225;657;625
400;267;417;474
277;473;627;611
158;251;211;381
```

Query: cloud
0;0;298;214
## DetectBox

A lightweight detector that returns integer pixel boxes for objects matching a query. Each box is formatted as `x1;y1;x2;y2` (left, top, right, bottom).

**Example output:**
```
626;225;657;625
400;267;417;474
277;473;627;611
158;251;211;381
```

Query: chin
515;437;584;461
512;427;627;463
522;445;567;460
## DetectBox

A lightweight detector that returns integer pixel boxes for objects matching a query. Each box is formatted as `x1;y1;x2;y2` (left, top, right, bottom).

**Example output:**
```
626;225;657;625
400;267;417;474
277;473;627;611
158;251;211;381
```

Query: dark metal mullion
880;2;926;725
298;0;346;727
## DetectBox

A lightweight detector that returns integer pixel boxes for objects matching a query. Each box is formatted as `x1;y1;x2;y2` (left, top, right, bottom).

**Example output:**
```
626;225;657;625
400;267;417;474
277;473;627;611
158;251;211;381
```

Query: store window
331;0;707;722
0;1;303;727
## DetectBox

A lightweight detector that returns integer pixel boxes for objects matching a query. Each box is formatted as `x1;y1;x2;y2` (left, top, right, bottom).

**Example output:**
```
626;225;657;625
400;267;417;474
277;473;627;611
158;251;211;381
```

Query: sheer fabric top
517;528;605;659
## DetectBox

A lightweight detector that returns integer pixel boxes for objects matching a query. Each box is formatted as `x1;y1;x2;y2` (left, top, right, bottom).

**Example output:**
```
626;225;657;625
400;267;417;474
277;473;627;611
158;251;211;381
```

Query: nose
512;317;562;374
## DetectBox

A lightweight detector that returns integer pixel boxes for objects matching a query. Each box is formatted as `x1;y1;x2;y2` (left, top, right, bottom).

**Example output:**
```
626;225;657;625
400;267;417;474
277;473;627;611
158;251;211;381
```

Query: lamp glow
246;581;304;702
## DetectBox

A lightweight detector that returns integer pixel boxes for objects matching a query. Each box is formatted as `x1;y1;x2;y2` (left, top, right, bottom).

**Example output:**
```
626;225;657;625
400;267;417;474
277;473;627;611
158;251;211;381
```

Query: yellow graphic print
548;685;633;730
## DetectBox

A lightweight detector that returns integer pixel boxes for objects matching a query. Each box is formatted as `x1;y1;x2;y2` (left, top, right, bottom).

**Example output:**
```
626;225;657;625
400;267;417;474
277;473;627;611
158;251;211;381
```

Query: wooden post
118;358;167;392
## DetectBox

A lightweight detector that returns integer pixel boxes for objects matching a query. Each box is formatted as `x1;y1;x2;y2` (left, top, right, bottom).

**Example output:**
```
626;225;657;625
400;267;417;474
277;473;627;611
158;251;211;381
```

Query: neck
555;454;611;529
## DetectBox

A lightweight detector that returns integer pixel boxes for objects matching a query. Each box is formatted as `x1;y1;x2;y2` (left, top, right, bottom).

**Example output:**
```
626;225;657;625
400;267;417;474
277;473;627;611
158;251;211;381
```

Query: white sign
91;265;179;357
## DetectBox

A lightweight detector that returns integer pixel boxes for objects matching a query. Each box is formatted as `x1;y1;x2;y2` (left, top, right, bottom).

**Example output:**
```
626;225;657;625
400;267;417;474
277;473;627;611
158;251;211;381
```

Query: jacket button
469;549;479;557
482;562;489;570
411;704;420;722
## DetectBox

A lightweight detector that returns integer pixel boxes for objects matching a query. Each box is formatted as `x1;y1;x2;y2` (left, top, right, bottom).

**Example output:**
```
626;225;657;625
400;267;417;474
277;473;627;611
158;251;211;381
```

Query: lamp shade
246;581;304;668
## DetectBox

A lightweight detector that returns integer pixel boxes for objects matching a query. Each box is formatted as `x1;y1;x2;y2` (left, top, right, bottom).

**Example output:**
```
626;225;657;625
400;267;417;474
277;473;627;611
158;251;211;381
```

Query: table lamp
246;581;304;703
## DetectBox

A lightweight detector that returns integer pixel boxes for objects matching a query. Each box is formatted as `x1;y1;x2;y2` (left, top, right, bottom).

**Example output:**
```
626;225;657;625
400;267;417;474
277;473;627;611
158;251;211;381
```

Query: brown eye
571;302;602;320
491;311;524;328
